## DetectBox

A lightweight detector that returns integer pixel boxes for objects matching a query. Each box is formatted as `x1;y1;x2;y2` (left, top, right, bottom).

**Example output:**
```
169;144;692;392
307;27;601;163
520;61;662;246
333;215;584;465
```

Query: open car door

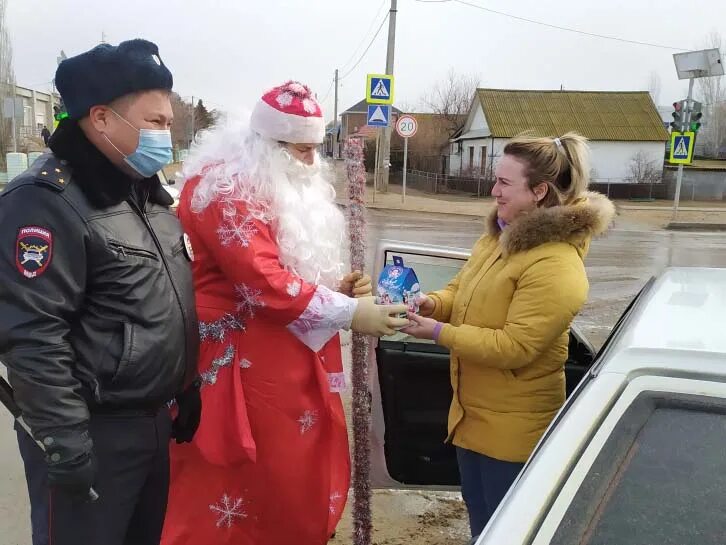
368;240;597;488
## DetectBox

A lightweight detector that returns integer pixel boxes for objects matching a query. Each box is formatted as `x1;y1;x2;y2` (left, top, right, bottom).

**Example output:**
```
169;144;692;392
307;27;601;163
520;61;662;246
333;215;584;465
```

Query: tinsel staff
344;137;372;545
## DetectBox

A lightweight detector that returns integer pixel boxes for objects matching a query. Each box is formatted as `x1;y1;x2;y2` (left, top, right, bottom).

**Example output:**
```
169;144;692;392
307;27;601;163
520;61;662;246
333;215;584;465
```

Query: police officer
0;39;201;545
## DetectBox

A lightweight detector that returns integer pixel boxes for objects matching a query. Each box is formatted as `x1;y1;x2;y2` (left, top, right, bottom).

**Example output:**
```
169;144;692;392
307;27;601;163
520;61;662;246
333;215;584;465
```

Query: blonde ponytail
503;131;591;207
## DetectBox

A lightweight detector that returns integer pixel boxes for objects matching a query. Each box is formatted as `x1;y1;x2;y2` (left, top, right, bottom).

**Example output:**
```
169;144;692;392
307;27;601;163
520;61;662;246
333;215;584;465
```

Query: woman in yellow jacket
402;132;615;541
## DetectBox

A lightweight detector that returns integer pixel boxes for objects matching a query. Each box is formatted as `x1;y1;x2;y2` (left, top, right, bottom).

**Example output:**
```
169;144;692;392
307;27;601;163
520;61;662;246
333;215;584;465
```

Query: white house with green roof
449;89;669;183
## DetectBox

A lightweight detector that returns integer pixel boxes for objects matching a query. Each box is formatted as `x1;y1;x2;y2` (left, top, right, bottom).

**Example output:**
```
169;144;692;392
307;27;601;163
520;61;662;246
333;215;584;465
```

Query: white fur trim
250;99;325;144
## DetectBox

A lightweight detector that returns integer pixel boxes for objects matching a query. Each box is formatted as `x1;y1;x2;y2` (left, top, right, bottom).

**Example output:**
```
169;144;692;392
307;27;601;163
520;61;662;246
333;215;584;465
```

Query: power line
414;0;687;51
318;76;335;105
339;0;389;73
339;12;390;81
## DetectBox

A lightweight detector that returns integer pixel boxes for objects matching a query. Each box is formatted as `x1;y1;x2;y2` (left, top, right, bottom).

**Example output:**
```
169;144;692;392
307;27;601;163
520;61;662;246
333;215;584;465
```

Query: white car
158;170;180;210
367;241;726;544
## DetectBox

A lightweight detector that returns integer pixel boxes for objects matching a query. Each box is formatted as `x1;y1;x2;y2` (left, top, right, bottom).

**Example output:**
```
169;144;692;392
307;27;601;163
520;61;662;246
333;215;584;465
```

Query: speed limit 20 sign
395;115;418;138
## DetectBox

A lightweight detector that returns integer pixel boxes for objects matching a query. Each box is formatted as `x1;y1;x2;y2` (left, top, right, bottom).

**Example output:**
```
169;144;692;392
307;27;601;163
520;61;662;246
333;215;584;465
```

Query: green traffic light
690;122;701;132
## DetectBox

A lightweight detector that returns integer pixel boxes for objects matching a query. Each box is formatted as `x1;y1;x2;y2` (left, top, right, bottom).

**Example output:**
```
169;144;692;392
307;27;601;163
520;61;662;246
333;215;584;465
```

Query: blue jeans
456;447;524;538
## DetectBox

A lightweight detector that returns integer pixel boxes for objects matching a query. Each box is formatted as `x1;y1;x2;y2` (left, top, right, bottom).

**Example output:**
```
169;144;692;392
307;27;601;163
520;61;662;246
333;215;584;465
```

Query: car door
368;240;597;489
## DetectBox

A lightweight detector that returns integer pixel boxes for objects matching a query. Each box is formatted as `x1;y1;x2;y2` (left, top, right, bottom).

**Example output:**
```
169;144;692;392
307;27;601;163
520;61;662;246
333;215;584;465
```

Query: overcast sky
7;0;726;122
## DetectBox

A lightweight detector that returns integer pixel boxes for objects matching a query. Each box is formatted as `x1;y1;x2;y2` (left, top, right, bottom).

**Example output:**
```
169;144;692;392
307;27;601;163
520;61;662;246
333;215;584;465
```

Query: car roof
596;266;726;379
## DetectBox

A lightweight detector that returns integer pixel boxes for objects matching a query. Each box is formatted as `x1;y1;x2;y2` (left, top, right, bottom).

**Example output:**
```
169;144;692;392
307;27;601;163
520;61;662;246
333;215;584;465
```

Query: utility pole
333;69;339;159
190;95;195;147
377;0;397;193
672;77;695;221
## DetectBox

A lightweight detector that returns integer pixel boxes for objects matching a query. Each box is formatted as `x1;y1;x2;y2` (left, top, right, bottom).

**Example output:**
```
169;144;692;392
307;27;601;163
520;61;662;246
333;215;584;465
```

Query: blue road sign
670;131;694;164
366;74;394;105
367;104;391;127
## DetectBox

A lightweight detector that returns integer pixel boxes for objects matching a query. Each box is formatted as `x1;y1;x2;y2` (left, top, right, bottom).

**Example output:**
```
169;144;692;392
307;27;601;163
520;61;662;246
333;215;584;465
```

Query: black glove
43;429;97;501
172;377;202;444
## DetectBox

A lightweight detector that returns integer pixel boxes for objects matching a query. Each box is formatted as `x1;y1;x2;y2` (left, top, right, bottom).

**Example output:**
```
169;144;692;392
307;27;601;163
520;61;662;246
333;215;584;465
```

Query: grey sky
7;0;726;122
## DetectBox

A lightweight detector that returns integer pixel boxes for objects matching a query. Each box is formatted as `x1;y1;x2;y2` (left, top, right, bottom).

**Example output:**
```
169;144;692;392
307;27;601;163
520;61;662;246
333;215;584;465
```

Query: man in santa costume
161;81;407;545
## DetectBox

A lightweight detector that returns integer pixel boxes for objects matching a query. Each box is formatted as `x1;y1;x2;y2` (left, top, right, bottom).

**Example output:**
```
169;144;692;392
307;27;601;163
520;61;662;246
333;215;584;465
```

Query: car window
379;250;466;343
548;392;726;545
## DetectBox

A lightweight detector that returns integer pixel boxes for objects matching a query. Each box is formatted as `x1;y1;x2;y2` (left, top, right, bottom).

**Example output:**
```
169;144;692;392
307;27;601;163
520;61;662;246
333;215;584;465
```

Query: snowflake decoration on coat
209;493;247;528
286;279;302;298
329;491;343;515
298;409;319;435
217;215;258;248
239;358;252;369
234;284;265;318
199;314;245;344
201;345;235;387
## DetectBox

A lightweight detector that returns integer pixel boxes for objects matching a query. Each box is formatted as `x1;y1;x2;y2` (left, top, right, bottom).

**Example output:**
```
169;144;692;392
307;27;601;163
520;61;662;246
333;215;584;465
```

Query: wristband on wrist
432;322;444;343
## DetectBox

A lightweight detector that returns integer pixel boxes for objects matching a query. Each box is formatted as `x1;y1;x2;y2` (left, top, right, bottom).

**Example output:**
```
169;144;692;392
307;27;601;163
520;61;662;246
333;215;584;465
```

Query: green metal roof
478;89;669;142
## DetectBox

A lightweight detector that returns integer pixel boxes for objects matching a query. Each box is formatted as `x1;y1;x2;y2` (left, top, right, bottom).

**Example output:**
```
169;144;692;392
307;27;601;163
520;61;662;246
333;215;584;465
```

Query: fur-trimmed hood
488;191;616;256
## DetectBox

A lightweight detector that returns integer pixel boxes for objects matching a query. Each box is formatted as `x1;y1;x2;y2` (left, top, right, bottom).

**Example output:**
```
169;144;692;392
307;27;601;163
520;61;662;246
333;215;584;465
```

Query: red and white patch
328;372;347;393
16;226;53;279
183;233;195;262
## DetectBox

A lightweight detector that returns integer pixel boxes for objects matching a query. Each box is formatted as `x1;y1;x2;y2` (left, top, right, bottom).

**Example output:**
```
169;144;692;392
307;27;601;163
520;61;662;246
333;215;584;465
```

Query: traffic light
689;100;703;132
53;98;68;123
670;101;685;132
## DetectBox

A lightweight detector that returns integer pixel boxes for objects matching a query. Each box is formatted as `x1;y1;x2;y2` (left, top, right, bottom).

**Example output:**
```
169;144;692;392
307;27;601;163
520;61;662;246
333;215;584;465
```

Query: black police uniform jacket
0;120;199;443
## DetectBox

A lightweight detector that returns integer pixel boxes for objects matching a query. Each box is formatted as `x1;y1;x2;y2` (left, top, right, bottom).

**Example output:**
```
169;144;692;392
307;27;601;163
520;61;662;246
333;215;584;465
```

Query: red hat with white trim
249;81;325;144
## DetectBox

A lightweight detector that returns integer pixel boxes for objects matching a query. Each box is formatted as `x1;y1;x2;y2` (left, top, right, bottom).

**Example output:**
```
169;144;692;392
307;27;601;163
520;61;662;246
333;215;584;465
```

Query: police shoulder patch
16;226;53;279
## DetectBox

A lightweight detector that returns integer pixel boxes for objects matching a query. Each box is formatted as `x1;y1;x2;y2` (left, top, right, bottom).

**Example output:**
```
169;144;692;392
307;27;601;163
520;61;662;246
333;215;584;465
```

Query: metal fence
404;170;495;197
401;170;687;201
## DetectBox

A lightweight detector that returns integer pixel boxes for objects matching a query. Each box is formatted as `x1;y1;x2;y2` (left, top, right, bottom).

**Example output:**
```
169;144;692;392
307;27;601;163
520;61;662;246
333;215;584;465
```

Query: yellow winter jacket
429;192;615;463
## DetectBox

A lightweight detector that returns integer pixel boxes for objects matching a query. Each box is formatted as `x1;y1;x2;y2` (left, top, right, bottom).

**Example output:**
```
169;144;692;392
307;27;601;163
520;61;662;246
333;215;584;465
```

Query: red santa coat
162;176;351;545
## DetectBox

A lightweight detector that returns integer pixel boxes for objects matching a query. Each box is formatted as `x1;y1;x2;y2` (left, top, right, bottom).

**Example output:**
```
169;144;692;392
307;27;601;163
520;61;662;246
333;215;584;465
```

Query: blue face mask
104;109;173;178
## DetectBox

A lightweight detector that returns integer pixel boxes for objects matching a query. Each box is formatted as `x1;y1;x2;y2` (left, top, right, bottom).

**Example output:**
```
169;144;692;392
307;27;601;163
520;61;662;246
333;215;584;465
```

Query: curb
666;222;726;231
335;200;488;219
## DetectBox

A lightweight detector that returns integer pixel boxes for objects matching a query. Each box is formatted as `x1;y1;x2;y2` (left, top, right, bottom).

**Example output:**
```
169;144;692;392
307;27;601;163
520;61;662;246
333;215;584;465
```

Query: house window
468;146;474;169
480;146;487;174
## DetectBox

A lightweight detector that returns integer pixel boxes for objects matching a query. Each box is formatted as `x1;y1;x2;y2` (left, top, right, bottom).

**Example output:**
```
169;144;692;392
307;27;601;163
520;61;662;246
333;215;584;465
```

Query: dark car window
550;392;726;545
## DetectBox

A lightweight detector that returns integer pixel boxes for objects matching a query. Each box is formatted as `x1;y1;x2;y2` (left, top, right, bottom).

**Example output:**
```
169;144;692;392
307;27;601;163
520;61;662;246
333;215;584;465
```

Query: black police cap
55;38;173;120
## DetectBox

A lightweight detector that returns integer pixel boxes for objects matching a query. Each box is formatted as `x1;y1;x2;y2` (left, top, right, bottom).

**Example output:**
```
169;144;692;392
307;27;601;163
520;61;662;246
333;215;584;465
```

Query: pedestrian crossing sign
366;74;395;105
367;104;391;127
670;131;695;164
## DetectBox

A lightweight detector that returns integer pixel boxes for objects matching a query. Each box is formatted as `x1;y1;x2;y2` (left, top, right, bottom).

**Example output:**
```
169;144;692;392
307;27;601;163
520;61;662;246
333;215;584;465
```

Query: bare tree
696;31;726;157
647;71;661;105
420;69;479;139
170;93;192;149
625;151;662;184
0;0;16;168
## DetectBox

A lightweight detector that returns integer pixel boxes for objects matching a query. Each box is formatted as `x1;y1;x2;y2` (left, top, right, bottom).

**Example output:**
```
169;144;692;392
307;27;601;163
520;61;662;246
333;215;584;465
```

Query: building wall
341;112;367;140
470;102;488;133
589;141;665;182
449;139;666;181
14;85;59;139
662;167;726;201
448;137;506;176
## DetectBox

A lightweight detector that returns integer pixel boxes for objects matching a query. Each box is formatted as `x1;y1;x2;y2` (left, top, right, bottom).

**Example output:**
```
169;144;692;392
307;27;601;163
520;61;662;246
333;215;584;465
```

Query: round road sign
396;115;418;138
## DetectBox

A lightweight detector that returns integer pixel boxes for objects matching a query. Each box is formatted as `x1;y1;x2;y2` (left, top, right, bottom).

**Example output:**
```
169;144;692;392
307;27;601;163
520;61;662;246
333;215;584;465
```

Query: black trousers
18;409;172;545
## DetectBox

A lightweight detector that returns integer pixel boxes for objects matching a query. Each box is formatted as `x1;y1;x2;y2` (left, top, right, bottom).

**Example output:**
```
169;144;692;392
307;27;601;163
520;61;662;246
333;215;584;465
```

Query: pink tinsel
344;138;372;545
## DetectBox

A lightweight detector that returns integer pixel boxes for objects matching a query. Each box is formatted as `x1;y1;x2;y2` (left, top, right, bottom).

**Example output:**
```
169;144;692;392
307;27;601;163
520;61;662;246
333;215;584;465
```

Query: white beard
269;151;345;289
188;125;345;289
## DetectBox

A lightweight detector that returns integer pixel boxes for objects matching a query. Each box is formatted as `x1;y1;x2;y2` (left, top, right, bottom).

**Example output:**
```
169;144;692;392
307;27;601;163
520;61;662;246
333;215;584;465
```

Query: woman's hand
340;271;373;298
416;293;435;317
400;312;440;341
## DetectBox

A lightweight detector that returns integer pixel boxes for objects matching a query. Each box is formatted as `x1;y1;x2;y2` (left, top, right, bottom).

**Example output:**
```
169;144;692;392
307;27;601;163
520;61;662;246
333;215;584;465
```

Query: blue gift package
376;255;421;317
